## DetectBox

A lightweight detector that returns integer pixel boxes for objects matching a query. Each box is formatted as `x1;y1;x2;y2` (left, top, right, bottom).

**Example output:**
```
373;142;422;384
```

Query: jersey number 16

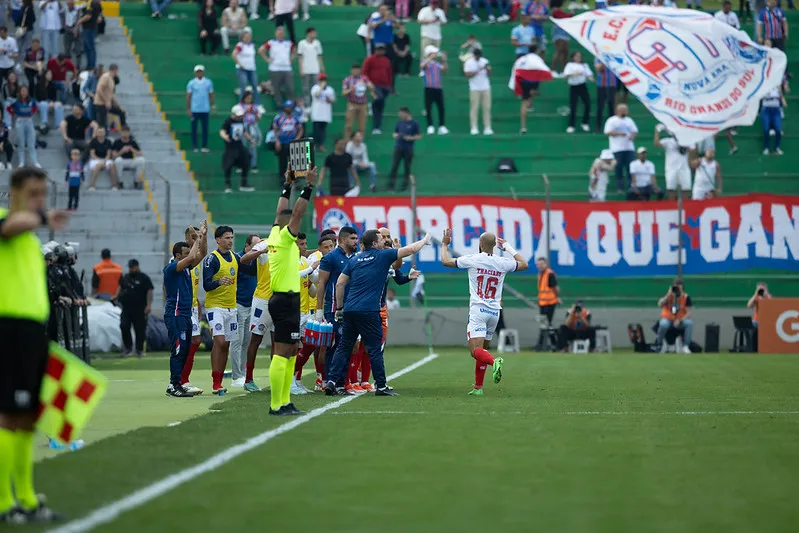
476;275;498;300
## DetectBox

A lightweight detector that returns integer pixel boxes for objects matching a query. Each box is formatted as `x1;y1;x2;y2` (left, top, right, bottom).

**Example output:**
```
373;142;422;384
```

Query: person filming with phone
747;282;772;328
556;300;595;352
656;279;694;353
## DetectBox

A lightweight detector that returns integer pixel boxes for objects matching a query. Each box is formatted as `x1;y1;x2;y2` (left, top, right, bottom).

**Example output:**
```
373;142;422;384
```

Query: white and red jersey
455;252;517;310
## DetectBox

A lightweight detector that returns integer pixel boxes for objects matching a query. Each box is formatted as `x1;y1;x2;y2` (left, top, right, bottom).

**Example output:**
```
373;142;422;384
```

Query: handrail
149;171;172;265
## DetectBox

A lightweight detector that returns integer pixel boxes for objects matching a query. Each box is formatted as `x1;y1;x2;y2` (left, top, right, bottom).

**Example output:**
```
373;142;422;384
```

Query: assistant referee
267;165;318;416
1;167;69;524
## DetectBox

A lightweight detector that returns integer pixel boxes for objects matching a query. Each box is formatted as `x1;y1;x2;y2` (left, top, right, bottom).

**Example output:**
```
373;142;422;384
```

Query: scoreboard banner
313;194;799;277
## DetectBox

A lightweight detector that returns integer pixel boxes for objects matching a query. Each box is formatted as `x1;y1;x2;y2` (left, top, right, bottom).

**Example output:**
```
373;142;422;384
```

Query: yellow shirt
299;256;311;313
267;225;300;293
308;250;323;311
204;250;238;308
190;265;200;306
253;243;273;301
0;207;49;322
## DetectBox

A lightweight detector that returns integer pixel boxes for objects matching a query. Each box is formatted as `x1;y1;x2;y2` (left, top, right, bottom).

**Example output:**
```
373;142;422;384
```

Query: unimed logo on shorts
758;299;799;354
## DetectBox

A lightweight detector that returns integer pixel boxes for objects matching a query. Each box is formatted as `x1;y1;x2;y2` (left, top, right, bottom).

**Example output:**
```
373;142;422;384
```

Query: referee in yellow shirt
268;166;318;416
1;168;69;523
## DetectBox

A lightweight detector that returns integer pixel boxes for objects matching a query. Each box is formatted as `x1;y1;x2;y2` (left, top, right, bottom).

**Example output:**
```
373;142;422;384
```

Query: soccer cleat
468;388;485;396
360;382;375;393
324;381;339;396
0;507;28;525
348;383;366;394
24;495;64;522
375;386;399;396
290;381;308;395
182;383;203;396
243;381;261;393
212;386;228;396
269;407;290;416
492;357;504;384
284;403;304;415
166;384;194;398
315;377;325;391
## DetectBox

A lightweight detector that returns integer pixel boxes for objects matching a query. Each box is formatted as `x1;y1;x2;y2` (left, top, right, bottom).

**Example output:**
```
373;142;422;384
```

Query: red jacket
362;54;393;89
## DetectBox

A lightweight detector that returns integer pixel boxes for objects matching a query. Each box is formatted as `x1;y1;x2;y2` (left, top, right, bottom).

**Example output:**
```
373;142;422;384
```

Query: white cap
231;104;244;117
600;149;614;160
637;146;647;154
424;45;439;57
194;64;205;72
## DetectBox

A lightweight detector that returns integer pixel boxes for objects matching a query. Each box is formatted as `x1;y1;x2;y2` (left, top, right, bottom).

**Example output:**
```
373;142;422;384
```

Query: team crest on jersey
194;267;199;276
229;267;236;276
215;323;223;331
319;208;352;234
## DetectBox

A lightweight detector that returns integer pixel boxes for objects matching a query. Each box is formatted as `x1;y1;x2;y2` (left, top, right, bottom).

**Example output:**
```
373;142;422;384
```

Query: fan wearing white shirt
690;149;723;200
38;0;62;60
385;288;400;310
588;149;616;202
563;51;593;134
310;73;334;152
628;147;659;201
297;27;324;108
715;1;741;28
603;103;638;193
653;124;696;200
417;0;447;56
463;48;492;135
440;229;528;396
0;27;18;79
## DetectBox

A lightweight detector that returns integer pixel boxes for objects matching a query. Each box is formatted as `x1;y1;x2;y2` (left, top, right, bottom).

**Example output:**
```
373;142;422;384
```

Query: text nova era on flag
552;6;787;145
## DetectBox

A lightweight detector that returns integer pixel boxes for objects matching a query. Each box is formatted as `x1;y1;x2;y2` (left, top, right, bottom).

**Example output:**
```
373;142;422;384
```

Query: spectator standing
1;71;19;129
654;124;695;200
420;45;447;135
629;147;658;201
392;23;411;77
198;0;221;56
417;0;446;56
272;99;302;181
239;0;260;20
464;48;492;135
220;105;253;192
116;259;154;358
186;64;215;153
47;53;77;104
691;149;722;200
715;1;741;28
386;288;400;310
22;38;45;94
65;148;84;210
387;107;421;191
16;0;35;63
0;26;18;80
319;138;358;196
342;63;375;140
94;64;127;129
92;249;122;299
150;0;170;18
232;29;259;104
471;0;509;23
524;0;549;59
511;15;535;58
81;64;101;120
594;59;617;133
563;51;593;134
362;44;393;134
346;131;377;192
79;0;101;69
60;102;91;161
6;85;39;168
0;115;12;168
760;84;785;155
356;14;373;56
297;27;324;108
756;0;787;51
112;125;145;188
63;0;83;67
87;126;117;190
259;25;296;109
588;149;616;202
604;103;637;192
369;4;397;71
38;0;62;60
310;72;334;152
395;0;410;22
272;0;297;44
240;89;265;172
220;0;249;53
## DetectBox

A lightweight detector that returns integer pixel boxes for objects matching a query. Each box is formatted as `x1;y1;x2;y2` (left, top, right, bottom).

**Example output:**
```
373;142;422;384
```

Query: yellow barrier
101;1;120;17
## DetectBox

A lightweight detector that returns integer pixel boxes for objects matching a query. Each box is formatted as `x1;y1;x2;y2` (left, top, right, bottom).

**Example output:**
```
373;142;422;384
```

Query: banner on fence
313;194;799;277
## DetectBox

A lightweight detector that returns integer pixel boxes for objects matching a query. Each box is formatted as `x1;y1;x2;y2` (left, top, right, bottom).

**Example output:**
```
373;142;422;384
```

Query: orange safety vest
538;268;558;306
567;309;590;330
93;259;122;296
660;293;689;321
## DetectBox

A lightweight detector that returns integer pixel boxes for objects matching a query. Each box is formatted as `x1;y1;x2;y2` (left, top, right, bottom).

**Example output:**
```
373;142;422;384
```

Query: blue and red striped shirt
759;7;786;40
422;60;443;89
272;113;301;144
595;60;618;88
523;1;549;36
343;75;369;105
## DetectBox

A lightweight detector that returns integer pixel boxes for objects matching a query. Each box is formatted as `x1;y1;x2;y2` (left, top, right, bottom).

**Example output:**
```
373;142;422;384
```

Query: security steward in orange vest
747;282;771;352
535;257;559;349
656;279;694;353
556;301;596;351
91;248;122;301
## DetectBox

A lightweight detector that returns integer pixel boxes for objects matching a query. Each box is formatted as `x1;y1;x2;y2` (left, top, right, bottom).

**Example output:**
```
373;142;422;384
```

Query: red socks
245;363;254;383
475;361;487;389
313;349;325;379
295;344;314;379
359;345;371;383
473;348;495;366
211;370;223;389
347;349;360;386
181;343;199;385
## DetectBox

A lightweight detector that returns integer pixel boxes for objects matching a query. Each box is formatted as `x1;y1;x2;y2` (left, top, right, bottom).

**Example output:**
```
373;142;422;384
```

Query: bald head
378;227;391;238
479;232;496;254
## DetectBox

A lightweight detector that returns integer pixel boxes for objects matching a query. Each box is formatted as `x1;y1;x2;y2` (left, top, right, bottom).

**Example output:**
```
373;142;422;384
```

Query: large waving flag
36;343;108;445
553;6;787;145
508;53;554;96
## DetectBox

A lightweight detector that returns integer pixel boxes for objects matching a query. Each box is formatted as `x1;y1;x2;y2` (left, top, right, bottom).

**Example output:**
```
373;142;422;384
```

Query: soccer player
179;225;207;396
325;229;432;397
440;229;528;396
1;167;69;523
202;225;256;394
290;232;319;395
267;167;318;415
315;226;359;381
163;222;206;397
229;233;260;388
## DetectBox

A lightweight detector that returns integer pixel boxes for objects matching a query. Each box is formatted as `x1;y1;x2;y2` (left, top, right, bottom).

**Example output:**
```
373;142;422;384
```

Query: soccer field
28;349;799;533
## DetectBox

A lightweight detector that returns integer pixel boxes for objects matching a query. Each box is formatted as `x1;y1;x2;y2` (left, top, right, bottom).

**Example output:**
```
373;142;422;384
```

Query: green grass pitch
26;348;799;533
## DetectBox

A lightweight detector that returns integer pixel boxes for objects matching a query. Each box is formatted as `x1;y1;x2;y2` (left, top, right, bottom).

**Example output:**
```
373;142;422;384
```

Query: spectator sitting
628;147;659;201
310;72;334;153
221;0;250;54
94;63;127;130
346;130;376;192
392;23;411;77
319;137;359;196
297;26;324;110
556;301;596;352
0;111;13;168
87;126;118;190
362;43;393;134
239;89;265;173
656;280;693;353
1;71;18;128
232;29;259;104
47;53;78;104
458;34;482;63
588;149;616;202
60;102;92;161
386;287;400;310
22;37;45;93
34;69;62;133
7;84;39;168
150;0;171;19
0;26;19;80
65;148;85;210
199;0;222;55
113;125;146;189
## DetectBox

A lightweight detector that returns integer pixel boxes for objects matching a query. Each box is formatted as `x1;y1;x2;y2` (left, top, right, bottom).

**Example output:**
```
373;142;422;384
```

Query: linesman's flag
36;343;108;444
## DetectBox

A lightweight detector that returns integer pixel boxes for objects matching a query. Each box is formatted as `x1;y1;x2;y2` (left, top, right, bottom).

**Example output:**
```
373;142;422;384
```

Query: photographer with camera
747;282;772;328
655;279;693;353
556;300;596;352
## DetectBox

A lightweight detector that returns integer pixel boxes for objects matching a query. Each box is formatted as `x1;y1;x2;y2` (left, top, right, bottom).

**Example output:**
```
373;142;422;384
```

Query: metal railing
148;170;172;264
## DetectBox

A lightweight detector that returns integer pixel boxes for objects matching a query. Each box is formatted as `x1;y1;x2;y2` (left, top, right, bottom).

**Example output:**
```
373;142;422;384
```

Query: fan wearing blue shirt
387;107;421;192
186;65;215;152
163;222;206;397
511;15;536;58
324;229;431;397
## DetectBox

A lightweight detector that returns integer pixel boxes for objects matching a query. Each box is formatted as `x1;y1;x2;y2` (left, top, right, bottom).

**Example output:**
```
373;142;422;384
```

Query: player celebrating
179;225;207;396
440;229;528;396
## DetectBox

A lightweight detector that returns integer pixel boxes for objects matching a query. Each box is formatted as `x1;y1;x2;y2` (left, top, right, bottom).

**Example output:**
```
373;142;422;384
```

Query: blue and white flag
553;6;787;145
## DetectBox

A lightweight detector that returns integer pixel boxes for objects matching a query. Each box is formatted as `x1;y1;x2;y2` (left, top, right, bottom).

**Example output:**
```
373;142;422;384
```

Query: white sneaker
581;124;590;132
483;128;494;135
34;163;42;168
681;345;692;354
88;186;96;191
488;14;496;23
183;383;204;396
111;186;119;191
290;381;308;395
438;125;449;135
769;129;775;136
302;13;310;21
267;12;275;19
427;125;435;134
250;12;260;19
775;148;784;155
231;377;245;388
299;381;314;394
470;127;479;135
566;126;576;133
224;187;233;194
763;148;770;155
660;343;668;354
498;14;510;22
371;128;382;135
239;186;255;192
471;14;480;23
17;162;24;168
292;12;298;19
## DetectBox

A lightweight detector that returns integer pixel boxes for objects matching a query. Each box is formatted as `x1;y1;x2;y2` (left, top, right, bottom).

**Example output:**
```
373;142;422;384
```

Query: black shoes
375;386;399;397
166;384;194;398
269;403;304;416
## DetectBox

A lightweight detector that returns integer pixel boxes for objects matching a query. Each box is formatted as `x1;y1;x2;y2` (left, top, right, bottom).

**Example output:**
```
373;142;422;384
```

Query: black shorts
521;80;538;100
269;292;301;344
0;317;49;414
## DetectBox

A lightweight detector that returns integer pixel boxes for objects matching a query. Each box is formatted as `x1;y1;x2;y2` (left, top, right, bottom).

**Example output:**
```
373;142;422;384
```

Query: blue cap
283;100;294;109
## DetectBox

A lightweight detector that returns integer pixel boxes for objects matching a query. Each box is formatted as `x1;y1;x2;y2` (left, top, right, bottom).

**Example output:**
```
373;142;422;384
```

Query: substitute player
290;232;319;394
440;229;528;396
325;229;432;397
179;224;207;396
267;167;318;416
1;167;69;523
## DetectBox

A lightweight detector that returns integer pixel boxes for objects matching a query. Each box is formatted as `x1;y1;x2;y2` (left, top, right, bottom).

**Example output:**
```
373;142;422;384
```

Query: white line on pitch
331;410;799;416
47;353;439;533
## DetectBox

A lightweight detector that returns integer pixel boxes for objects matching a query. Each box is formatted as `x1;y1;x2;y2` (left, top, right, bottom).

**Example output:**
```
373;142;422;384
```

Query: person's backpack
628;323;655;352
497;158;518;174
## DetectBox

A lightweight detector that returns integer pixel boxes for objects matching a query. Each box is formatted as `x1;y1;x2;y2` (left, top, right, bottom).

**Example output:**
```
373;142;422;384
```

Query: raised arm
497;237;528;271
273;171;293;225
287;166;318;236
177;224;204;271
440;228;457;268
397;232;432;260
